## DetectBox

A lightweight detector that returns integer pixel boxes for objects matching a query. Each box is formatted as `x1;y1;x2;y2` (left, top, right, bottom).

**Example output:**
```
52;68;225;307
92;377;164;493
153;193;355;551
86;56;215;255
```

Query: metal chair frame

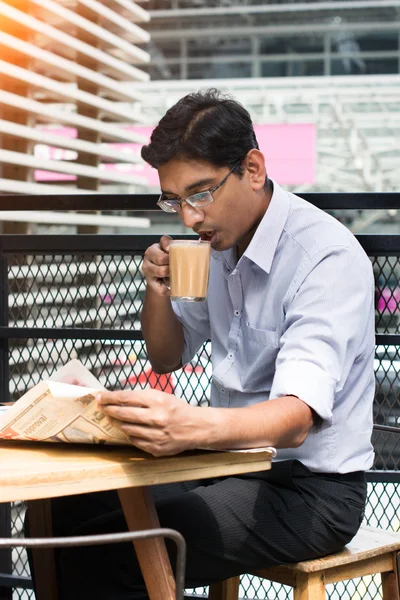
0;527;186;600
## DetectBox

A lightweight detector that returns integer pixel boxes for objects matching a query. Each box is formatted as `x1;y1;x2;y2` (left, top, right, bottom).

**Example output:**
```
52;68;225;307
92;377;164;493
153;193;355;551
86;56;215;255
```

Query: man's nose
180;203;204;230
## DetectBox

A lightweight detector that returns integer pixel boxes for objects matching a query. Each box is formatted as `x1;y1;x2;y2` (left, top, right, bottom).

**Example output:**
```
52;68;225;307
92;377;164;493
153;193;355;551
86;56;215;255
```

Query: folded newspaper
0;359;277;456
0;359;130;445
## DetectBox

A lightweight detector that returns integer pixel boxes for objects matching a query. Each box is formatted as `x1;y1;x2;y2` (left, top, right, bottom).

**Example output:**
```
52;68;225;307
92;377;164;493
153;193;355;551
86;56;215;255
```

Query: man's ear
244;149;267;191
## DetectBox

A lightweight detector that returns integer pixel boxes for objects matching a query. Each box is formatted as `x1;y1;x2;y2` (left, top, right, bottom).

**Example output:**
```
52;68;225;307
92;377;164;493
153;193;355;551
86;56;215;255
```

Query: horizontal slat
0;211;150;228
2;188;400;211
0;90;148;142
0;32;147;103
100;0;150;22
0;234;158;253
0;149;147;185
8;337;143;367
326;555;393;585
375;334;400;345
77;0;150;40
8;350;188;396
0;179;97;195
30;0;150;57
356;234;400;255
0;326;144;341
0;61;146;122
9;282;142;308
0;575;32;589
0;1;149;81
133;75;400;95
10;304;139;331
8;261;143;283
9;341;142;369
0;120;141;164
367;471;400;483
9;352;139;395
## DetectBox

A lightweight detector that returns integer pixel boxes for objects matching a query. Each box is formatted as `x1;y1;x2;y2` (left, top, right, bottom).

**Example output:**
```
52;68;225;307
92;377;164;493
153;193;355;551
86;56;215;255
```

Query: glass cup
169;240;211;302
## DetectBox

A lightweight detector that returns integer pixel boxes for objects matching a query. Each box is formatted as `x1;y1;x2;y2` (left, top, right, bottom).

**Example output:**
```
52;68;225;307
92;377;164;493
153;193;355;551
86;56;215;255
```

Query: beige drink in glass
169;240;211;302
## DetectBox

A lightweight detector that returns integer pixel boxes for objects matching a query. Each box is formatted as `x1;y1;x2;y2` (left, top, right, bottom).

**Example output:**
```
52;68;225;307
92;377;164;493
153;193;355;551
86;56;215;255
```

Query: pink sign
34;123;316;186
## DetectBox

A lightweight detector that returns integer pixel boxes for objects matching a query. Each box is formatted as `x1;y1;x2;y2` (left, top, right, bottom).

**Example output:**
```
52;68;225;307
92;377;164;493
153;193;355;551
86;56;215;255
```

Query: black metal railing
0;193;399;600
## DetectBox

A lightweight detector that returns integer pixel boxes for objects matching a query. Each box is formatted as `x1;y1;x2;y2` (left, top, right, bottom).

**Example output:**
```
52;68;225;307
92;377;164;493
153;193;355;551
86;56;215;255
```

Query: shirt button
234;310;240;316
221;388;225;394
228;352;234;360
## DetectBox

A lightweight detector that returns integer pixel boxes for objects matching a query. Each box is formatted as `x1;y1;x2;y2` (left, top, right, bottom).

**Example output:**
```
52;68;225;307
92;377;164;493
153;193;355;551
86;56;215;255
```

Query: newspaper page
0;359;277;456
0;359;130;445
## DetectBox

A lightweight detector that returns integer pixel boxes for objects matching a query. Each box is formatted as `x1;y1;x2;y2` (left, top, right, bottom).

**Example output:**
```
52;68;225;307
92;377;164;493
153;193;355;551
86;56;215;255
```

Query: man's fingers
101;404;149;424
148;263;169;278
98;390;149;408
120;424;154;440
159;235;172;252
144;245;169;267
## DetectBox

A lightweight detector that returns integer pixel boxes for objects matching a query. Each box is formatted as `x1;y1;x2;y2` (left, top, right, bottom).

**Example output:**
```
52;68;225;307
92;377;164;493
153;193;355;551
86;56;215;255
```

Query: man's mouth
198;230;215;242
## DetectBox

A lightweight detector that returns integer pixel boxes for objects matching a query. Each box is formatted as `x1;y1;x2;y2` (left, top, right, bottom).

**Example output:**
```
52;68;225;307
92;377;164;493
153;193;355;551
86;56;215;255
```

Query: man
43;90;375;599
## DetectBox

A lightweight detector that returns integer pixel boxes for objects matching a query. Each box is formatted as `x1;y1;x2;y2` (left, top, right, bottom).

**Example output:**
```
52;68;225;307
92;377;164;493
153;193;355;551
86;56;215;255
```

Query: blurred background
1;4;400;600
0;0;399;236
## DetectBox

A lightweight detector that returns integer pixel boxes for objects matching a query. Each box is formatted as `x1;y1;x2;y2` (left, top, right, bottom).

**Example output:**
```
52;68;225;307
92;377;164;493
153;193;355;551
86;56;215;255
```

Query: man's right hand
141;235;172;296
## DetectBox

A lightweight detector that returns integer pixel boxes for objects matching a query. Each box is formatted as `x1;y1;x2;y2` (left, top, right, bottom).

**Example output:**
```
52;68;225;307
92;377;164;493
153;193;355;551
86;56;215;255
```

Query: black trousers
26;460;366;600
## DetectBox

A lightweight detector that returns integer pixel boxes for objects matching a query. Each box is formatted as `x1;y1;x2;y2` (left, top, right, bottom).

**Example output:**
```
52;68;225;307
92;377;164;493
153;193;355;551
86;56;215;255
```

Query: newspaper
0;359;277;456
0;359;130;445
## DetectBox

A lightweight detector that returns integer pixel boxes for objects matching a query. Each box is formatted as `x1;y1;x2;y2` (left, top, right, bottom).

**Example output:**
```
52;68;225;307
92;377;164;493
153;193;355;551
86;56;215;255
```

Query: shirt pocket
240;324;279;392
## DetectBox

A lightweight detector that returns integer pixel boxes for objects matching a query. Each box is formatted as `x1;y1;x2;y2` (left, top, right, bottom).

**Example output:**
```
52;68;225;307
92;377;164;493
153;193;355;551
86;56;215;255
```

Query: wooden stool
208;525;400;600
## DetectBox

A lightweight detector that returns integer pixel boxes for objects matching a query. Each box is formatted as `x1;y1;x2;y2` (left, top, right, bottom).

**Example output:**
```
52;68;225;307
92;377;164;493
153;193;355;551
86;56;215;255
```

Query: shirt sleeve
269;245;375;423
172;299;211;366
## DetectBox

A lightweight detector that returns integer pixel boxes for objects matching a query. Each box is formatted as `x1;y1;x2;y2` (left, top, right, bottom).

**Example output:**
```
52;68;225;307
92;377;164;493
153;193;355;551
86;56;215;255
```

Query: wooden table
0;441;273;600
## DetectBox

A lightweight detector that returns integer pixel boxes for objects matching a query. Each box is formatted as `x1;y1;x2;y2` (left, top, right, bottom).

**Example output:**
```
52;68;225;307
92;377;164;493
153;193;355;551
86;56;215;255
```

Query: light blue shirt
172;181;375;473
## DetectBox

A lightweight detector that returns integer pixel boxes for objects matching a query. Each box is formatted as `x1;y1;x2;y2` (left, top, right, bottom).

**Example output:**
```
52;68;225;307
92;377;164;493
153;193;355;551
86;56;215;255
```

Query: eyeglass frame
156;160;242;213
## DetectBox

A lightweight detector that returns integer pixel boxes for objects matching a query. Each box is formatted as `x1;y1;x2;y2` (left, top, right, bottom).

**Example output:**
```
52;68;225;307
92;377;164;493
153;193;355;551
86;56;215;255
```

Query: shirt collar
243;180;291;274
211;180;290;274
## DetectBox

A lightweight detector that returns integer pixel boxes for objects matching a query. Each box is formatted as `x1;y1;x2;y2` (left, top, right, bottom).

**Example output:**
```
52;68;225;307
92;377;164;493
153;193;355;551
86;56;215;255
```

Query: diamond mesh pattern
8;254;144;331
373;255;400;334
373;345;400;470
12;591;34;600
2;246;399;600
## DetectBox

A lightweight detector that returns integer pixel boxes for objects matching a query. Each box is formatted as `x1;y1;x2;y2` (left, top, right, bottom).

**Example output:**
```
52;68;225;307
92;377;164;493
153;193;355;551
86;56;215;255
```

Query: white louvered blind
0;0;151;197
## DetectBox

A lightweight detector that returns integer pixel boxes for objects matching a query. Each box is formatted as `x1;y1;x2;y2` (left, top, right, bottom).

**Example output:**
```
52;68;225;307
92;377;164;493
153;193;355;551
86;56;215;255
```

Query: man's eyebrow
185;177;215;193
161;177;216;197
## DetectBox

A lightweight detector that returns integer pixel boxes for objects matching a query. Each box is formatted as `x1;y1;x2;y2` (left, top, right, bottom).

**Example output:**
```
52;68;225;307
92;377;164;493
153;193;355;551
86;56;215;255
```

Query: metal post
0;253;9;404
0;503;11;600
0;251;12;599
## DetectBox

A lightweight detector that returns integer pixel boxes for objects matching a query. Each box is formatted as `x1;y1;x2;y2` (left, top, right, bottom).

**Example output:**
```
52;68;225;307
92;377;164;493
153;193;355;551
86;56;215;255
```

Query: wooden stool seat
209;525;400;600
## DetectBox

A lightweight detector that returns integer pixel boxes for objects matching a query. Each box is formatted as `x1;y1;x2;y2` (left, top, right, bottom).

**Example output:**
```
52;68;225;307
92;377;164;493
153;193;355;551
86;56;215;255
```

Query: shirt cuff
270;360;335;422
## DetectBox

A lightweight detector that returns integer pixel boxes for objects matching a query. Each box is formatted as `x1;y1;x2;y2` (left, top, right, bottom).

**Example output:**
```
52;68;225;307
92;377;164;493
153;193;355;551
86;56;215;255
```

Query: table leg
118;486;176;600
26;499;59;600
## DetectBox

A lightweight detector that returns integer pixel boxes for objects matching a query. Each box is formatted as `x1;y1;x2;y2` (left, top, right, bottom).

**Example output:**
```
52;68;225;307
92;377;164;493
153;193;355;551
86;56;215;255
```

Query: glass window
149;63;181;80
331;32;398;54
187;37;252;59
188;61;252;79
260;34;325;55
289;60;324;77
261;62;287;78
261;60;324;77
331;58;398;76
151;40;182;60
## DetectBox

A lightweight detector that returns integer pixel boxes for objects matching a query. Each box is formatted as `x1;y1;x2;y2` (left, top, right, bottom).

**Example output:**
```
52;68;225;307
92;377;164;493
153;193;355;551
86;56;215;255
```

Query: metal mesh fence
374;255;400;335
2;245;399;599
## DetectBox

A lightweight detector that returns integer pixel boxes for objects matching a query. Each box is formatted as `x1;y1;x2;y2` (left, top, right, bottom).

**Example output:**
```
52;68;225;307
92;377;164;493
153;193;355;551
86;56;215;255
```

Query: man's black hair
141;89;267;184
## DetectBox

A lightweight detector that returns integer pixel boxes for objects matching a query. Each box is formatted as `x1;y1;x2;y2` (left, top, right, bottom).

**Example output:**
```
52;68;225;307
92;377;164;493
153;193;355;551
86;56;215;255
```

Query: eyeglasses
157;160;241;214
